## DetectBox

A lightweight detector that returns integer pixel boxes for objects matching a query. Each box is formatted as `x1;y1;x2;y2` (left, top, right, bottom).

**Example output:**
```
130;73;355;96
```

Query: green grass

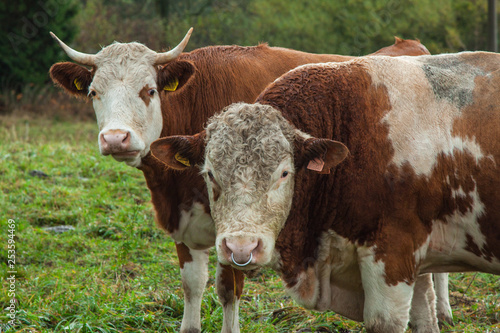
0;115;498;332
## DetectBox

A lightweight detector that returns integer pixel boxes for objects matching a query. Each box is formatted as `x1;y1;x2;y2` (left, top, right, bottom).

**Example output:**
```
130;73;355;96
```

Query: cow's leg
216;263;244;333
176;242;209;333
409;273;440;333
433;273;453;326
358;248;413;333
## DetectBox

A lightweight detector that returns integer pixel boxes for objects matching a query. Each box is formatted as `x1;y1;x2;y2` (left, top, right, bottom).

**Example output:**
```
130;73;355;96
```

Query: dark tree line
1;0;498;88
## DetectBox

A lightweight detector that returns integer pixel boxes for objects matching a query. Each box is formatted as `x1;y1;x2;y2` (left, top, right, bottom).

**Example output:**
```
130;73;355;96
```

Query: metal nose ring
231;252;253;267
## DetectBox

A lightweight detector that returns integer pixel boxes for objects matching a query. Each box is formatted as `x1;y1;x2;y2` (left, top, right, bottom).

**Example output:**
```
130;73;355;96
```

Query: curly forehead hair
205;102;296;147
205;103;296;183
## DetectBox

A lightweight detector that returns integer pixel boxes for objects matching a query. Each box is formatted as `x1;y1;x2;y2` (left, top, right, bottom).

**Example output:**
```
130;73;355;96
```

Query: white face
202;103;298;269
90;43;163;167
205;156;295;269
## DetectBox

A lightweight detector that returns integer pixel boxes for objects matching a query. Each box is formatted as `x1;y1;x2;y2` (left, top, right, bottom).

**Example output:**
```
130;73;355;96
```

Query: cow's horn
50;32;96;66
154;27;193;65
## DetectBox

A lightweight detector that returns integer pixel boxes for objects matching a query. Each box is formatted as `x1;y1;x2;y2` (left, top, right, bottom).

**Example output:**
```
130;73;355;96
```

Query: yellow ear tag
74;78;83;91
174;152;190;166
163;77;179;92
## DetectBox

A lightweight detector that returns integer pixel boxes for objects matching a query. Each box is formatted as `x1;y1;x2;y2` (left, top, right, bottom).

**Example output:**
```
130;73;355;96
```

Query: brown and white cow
49;30;441;332
151;52;500;332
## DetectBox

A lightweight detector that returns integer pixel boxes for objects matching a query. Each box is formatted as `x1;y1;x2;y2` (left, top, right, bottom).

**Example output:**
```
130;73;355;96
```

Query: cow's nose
100;129;131;154
222;237;261;267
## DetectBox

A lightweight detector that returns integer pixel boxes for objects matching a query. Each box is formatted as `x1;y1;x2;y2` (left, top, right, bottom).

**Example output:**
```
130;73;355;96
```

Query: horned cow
50;29;448;331
152;52;500;332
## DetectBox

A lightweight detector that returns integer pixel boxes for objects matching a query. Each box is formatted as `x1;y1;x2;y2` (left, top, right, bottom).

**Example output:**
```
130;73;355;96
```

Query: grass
0;115;499;332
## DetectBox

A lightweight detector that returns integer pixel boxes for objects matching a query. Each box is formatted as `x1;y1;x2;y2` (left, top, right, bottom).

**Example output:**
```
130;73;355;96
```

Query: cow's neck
138;154;208;233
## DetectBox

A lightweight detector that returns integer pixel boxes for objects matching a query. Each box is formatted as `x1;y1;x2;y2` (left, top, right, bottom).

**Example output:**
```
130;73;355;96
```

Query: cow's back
160;44;353;137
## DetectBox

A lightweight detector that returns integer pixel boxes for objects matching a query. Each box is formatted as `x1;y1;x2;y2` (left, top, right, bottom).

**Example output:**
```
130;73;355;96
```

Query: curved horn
50;32;96;66
154;27;193;65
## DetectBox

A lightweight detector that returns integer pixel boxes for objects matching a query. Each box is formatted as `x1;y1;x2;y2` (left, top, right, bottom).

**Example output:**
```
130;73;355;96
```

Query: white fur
178;247;209;333
311;230;365;321
216;264;241;333
172;202;215;250
434;273;453;325
410;274;440;333
90;43;163;167
424;183;500;273
366;55;486;177
358;246;414;332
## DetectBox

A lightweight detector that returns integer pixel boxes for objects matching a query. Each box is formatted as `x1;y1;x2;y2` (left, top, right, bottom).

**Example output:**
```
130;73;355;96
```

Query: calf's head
49;29;193;167
151;103;349;269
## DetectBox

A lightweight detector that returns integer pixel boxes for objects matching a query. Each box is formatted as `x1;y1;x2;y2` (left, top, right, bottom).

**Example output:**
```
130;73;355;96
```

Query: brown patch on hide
139;84;153;106
217;264;245;306
448;60;500;261
175;242;193;269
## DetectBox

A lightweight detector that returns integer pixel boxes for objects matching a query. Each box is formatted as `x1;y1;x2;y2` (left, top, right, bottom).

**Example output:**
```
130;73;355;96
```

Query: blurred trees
1;0;498;90
162;0;497;55
0;0;79;88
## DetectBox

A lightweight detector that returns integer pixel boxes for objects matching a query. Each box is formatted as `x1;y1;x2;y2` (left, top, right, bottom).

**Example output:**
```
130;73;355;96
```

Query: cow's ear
157;60;195;93
295;132;349;174
150;131;206;170
50;62;93;97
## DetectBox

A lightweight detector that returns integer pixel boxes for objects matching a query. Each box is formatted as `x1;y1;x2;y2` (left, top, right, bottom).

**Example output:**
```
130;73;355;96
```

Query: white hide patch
91;43;164;167
365;55;486;177
284;230;364;321
171;202;215;250
357;246;414;332
424;183;500;273
313;230;365;321
179;247;209;332
409;274;440;333
215;264;241;333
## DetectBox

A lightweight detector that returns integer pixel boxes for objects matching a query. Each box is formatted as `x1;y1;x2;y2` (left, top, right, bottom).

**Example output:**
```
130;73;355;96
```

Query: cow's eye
207;171;215;181
148;89;156;96
281;171;289;178
89;90;97;98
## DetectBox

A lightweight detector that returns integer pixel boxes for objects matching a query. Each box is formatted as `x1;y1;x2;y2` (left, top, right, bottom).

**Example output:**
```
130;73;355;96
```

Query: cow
150;51;500;332
48;29;442;332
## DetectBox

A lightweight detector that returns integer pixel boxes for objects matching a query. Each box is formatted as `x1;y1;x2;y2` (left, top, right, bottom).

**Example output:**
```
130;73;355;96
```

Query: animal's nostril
122;132;130;144
223;237;259;266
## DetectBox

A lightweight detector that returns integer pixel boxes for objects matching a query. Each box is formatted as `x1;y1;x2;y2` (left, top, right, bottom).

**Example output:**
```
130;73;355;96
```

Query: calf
151;52;500;332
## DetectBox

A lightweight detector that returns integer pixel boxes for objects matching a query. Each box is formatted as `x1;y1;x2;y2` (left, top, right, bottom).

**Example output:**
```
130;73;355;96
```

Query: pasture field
0;115;499;332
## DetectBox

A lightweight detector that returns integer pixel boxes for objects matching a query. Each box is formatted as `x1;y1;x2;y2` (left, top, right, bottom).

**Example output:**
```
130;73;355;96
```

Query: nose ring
231;252;253;267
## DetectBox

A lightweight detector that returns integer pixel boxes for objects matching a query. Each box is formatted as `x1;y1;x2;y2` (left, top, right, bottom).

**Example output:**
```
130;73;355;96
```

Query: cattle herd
50;28;499;333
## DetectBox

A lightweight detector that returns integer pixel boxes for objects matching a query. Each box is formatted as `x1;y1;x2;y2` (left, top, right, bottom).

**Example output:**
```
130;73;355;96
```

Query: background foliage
0;0;498;93
0;0;79;88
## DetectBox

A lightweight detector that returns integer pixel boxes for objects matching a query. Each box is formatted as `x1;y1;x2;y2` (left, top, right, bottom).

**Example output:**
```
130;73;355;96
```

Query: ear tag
174;152;190;166
74;78;83;90
307;157;325;172
163;77;179;91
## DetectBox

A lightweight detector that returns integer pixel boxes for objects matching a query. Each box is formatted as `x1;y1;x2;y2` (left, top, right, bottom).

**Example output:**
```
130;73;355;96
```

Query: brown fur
217;265;245;306
147;41;429;234
370;37;430;57
49;62;94;97
175;242;193;270
139;84;153;106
